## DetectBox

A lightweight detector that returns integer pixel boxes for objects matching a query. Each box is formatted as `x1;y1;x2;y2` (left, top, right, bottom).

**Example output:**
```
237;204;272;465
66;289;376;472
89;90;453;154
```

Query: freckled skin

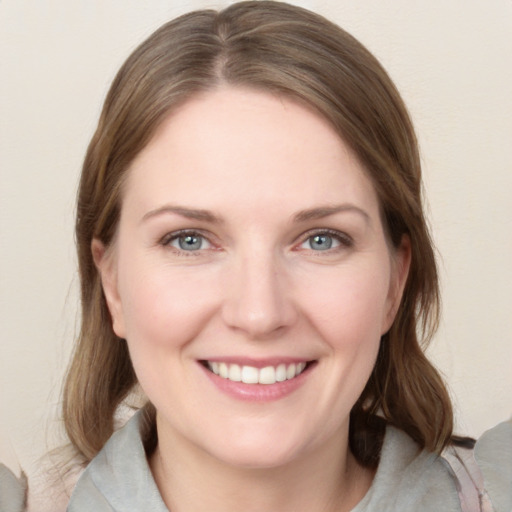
95;87;409;476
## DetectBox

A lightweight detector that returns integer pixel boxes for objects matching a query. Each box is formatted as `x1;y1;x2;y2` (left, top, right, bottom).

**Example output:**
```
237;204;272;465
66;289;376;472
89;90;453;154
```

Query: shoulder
353;425;462;512
474;420;512;512
67;411;167;512
356;421;512;512
0;464;27;512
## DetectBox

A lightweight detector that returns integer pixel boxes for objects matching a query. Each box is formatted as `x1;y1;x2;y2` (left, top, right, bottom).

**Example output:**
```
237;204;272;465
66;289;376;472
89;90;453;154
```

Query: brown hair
63;0;452;466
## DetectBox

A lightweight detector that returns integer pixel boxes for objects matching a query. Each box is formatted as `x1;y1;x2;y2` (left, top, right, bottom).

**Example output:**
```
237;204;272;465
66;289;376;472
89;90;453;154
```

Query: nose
221;250;298;340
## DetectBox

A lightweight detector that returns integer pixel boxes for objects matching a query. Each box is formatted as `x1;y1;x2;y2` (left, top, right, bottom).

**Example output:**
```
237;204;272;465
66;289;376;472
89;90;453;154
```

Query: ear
91;238;126;338
382;235;411;334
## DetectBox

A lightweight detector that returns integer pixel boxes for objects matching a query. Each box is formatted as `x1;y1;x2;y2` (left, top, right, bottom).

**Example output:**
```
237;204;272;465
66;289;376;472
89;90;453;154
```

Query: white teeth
241;365;259;384
276;364;287;382
219;362;229;379
259;366;276;384
206;361;308;385
228;364;242;382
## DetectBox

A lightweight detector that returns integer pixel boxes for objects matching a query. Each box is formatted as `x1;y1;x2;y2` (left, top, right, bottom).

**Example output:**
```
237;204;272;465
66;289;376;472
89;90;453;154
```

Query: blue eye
307;234;337;251
299;230;351;252
168;232;211;251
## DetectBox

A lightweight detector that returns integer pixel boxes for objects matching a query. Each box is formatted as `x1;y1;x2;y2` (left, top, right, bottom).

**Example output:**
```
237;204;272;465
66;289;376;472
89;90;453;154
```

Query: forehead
123;86;380;220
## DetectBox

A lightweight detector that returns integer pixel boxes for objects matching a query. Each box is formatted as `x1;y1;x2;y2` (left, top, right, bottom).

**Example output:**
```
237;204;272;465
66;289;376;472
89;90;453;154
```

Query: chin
198;423;314;470
211;442;301;470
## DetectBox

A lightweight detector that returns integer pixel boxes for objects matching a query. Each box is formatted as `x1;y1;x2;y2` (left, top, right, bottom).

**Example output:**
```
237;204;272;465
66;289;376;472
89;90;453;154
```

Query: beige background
1;0;511;505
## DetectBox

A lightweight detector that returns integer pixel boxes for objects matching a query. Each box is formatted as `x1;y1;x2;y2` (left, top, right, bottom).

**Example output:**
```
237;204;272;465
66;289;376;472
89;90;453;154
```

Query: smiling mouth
202;361;313;385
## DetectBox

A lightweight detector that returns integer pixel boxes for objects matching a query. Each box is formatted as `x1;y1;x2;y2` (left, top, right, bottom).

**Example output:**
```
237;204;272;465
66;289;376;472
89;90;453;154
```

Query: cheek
119;264;219;349
291;266;389;434
116;261;222;403
300;263;391;347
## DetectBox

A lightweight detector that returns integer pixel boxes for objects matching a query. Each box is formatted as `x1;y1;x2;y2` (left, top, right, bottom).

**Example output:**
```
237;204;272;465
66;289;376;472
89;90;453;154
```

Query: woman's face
95;87;409;469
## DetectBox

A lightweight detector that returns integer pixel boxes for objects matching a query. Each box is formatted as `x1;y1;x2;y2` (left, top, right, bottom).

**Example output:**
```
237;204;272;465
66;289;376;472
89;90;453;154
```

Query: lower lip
200;362;314;402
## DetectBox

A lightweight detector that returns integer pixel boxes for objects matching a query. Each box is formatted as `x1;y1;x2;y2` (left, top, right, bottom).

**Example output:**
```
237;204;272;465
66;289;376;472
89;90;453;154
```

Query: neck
150;420;374;512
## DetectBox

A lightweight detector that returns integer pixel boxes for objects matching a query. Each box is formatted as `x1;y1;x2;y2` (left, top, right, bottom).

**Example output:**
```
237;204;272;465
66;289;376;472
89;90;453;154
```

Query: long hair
63;0;451;466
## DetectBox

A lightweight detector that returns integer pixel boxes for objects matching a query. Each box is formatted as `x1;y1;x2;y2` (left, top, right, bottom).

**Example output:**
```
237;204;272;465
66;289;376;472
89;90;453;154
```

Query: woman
62;2;509;511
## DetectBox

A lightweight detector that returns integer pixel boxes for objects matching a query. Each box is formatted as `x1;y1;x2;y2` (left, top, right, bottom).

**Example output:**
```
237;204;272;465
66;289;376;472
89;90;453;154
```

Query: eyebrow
141;203;370;225
141;205;223;224
293;204;370;224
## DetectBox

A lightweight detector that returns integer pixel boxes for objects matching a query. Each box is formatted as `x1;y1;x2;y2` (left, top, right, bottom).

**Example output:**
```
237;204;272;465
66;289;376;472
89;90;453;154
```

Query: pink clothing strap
441;445;494;512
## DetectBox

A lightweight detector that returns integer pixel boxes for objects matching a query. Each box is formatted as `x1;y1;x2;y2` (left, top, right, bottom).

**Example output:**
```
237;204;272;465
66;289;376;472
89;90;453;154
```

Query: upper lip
200;357;314;368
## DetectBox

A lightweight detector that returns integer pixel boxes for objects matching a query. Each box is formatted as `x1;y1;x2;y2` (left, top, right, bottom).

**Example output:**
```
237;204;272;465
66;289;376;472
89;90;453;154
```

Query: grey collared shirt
68;411;511;511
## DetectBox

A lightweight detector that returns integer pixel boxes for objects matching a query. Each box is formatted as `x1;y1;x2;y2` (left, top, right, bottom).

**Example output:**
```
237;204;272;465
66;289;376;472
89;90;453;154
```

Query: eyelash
159;228;353;255
297;229;353;253
159;229;215;256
